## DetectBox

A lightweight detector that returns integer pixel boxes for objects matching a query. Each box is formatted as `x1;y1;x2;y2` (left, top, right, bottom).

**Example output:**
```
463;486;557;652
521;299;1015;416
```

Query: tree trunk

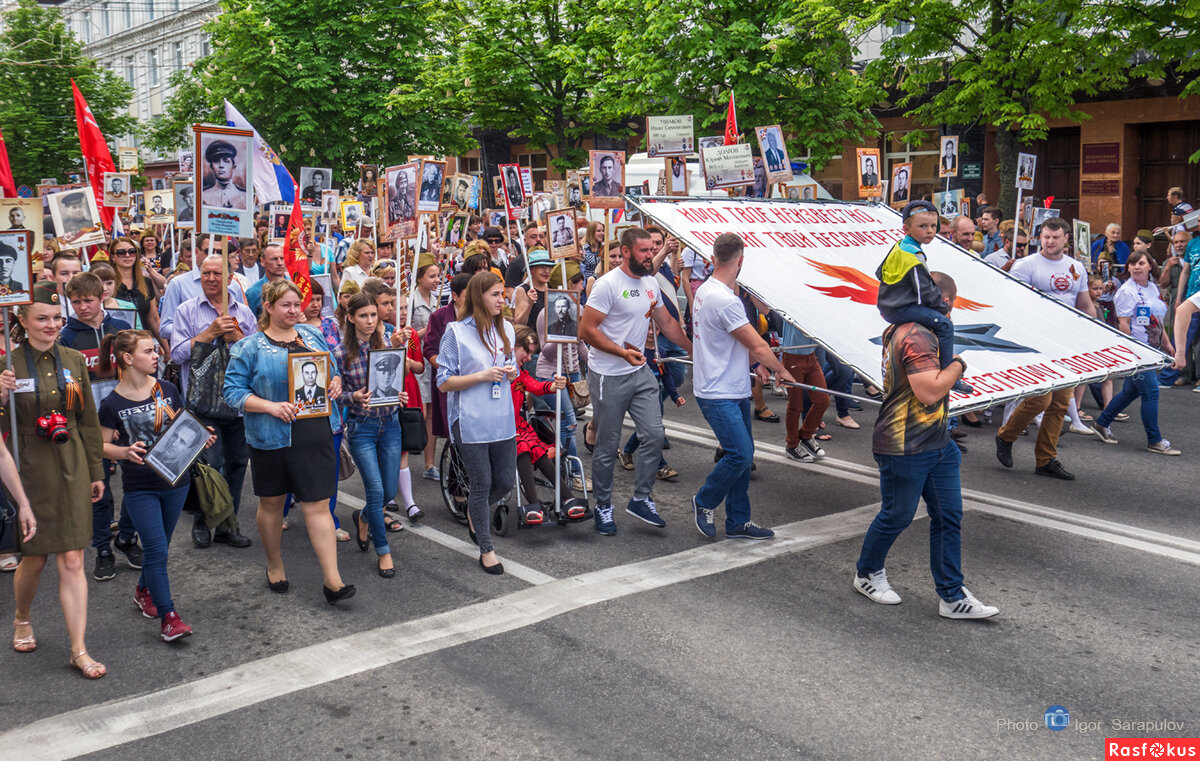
994;127;1020;220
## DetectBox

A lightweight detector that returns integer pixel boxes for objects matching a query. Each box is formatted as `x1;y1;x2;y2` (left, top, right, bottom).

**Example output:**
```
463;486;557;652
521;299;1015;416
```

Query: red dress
401;331;423;408
511;369;554;460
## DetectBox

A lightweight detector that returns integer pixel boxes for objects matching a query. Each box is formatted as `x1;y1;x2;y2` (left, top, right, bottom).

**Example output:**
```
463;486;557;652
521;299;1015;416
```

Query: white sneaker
853;570;901;605
939;587;999;620
1069;424;1095;436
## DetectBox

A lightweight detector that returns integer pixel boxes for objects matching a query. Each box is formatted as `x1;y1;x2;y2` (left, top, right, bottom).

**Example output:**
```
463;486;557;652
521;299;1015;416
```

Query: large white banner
632;197;1167;413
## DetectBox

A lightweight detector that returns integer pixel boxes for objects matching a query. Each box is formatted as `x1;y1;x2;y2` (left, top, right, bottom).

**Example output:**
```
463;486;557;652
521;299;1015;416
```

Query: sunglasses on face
114;248;137;256
485;237;503;243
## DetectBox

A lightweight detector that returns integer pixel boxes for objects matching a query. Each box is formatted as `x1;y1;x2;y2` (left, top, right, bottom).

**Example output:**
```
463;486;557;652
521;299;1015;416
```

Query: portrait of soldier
201;139;247;210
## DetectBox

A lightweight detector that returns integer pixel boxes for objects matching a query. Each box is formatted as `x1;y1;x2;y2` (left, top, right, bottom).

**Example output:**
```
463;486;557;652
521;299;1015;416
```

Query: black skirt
249;417;337;502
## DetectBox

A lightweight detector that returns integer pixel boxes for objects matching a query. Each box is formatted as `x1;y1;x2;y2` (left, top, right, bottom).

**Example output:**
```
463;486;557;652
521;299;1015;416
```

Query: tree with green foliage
144;0;472;190
595;0;875;170
400;0;635;174
0;1;134;184
845;0;1199;215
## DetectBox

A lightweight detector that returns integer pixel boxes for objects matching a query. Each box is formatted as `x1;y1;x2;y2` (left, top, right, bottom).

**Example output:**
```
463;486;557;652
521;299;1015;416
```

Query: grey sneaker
1089;422;1118;444
1147;439;1181;455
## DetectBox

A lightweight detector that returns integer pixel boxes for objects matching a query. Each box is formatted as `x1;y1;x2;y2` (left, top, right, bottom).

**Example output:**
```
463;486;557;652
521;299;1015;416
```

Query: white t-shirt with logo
1008;253;1086;306
1113;279;1166;344
585;268;664;377
692;278;751;399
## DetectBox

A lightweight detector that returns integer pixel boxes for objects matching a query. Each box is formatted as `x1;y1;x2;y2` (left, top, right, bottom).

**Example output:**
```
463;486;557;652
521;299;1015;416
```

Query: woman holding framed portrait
98;330;213;642
224;280;355;604
337;292;408;578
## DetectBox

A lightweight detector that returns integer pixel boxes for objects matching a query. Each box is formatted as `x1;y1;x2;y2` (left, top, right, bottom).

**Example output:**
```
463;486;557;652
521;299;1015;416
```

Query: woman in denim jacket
224;280;355;604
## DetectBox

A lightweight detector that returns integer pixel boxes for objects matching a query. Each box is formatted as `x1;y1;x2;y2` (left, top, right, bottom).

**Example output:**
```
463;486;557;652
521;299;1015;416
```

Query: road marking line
661;419;1200;566
335;492;557;586
2;505;880;761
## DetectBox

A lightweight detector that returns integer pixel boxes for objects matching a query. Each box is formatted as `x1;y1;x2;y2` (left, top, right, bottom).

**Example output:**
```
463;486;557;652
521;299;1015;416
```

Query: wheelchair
439;409;590;537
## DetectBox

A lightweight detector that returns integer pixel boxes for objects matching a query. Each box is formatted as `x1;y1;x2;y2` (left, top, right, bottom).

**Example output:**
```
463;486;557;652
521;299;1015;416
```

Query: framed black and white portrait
173;180;195;229
417;159;446;215
299;167;332;206
0;230;33;305
544;290;580;344
939;135;959;179
47;188;104;248
366;348;406;407
384;163;419;241
194;125;254;237
588;150;625;209
547;208;578;260
288;351;331;419
144;409;210;486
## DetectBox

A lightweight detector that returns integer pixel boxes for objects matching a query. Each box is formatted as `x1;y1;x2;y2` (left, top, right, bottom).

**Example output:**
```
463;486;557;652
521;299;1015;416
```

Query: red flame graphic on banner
802;258;991;312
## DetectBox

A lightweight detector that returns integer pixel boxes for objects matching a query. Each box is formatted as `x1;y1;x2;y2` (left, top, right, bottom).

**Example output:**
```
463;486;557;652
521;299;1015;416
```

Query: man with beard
578;228;692;536
201;140;247;210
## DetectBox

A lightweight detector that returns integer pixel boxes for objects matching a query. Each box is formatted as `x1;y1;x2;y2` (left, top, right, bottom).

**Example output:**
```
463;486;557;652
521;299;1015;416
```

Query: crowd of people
4;182;1195;678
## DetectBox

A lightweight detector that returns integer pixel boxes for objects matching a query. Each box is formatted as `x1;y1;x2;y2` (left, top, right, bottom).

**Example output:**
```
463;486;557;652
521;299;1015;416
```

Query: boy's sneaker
626;498;666;528
594;503;616;536
160;611;193;642
799;438;826;459
1147;439;1181;456
93;550;116;582
421;467;441;481
726;522;774;540
692;496;716;539
134;586;158;619
618;452;635;470
1089;423;1118;444
785;445;814;463
571;473;592;493
656;465;679;480
951;379;974;395
938;588;999;620
113;537;143;569
853;569;901;605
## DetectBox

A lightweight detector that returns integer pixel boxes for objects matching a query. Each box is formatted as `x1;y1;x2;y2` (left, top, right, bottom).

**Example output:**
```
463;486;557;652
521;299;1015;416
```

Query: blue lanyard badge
1134;304;1150;327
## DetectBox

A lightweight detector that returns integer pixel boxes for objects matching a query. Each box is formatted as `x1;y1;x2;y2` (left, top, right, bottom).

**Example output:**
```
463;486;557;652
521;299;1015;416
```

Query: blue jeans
122;484;189;619
657;334;688;395
820;349;854;418
345;415;402;555
857;441;965;602
881;304;954;369
694;397;754;531
1097;369;1162;445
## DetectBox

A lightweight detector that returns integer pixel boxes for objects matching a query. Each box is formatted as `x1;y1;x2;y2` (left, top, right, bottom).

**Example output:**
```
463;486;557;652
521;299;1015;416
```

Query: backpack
184;461;238;531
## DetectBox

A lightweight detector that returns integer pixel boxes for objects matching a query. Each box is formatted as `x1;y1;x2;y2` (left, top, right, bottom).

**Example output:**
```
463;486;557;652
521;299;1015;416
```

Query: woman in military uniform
2;282;107;678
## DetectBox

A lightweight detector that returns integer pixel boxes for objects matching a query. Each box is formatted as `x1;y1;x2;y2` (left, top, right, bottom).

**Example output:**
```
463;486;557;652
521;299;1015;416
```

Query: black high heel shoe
377;557;396;579
479;556;504;575
266;568;289;593
351;510;369;552
323;584;356;604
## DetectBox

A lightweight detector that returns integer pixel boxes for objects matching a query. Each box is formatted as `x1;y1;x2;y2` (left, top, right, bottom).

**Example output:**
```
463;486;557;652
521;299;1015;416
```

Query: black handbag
0;488;19;554
399;407;427;454
186;340;239;421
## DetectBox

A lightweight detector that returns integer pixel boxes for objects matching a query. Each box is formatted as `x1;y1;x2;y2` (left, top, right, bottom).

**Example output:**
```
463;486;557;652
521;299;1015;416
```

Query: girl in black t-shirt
99;330;214;643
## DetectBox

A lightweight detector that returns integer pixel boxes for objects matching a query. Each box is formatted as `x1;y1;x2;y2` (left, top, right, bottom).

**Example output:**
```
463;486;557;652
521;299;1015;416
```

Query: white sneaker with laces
1147;439;1181;455
853;570;901;605
938;587;999;619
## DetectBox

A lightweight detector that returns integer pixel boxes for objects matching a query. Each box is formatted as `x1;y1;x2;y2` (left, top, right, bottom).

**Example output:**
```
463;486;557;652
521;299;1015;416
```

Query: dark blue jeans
1097;369;1162;445
694;397;754;531
123;484;190;619
819;349;854;418
92;459;135;550
345;415;402;556
881;304;954;369
857;441;965;602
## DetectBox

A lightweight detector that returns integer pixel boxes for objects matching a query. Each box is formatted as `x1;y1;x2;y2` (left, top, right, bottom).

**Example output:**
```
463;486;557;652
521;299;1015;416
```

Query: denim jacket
224;323;342;450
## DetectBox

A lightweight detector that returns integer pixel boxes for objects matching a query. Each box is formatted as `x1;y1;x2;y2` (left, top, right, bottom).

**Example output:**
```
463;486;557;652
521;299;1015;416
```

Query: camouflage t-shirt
872;323;950;456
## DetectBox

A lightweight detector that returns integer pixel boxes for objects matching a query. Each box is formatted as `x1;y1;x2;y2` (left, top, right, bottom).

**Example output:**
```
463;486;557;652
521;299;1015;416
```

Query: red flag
71;79;115;228
0;128;16;199
723;91;739;146
284;183;313;309
1044;196;1055;208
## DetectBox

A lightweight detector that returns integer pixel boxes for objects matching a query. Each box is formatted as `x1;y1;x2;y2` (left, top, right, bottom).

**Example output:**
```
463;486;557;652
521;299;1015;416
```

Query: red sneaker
160;611;193;642
134;586;158;619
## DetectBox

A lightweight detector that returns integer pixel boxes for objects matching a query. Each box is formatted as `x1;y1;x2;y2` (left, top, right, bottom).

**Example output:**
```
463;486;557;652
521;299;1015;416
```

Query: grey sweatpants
452;422;516;555
589;364;664;506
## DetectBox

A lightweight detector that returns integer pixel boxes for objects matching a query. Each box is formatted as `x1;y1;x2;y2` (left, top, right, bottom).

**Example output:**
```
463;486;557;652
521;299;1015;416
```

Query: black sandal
383;516;404;533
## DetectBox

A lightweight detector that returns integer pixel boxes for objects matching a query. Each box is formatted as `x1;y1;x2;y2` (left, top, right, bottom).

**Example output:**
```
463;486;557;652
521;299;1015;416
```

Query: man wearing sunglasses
985;227;1027;271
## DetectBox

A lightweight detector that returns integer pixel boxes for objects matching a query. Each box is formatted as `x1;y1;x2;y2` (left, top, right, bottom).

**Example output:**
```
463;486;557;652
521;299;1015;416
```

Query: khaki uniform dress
1;344;104;555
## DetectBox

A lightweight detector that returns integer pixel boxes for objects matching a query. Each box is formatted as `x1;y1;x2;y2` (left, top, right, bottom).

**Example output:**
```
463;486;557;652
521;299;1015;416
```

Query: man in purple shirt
169;254;257;549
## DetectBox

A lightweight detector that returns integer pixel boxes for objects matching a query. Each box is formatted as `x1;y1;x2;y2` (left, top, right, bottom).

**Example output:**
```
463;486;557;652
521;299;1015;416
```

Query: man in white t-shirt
579;228;693;536
995;217;1096;480
690;233;794;540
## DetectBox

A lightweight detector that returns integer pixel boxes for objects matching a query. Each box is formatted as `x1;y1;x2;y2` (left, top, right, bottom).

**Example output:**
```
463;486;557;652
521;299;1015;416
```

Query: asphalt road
1;380;1198;761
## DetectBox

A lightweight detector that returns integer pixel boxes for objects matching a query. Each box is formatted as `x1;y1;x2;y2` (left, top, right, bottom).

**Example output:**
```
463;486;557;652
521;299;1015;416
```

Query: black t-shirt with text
98;380;191;491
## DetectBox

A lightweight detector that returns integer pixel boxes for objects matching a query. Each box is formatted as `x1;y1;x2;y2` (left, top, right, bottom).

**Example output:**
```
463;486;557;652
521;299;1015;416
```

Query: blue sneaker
692;496;715;539
726;521;774;540
626;498;666;528
594;503;616;536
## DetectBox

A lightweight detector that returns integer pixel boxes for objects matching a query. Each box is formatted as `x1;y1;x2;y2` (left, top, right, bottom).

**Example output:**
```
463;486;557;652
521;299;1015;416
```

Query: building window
518;153;548;188
124;2;131;29
82;12;91;42
125;55;135;86
460;157;482;176
174;41;183;70
148;48;158;85
201;37;210;57
101;3;109;36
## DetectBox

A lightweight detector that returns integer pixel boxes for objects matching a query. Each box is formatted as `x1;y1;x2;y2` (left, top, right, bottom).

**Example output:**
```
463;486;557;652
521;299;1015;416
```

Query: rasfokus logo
1106;739;1200;759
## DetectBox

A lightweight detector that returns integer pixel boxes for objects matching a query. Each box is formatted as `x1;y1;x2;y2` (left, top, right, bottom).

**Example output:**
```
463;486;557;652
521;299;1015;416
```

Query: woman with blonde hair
582;221;603;283
368;259;397;288
342;239;376;287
